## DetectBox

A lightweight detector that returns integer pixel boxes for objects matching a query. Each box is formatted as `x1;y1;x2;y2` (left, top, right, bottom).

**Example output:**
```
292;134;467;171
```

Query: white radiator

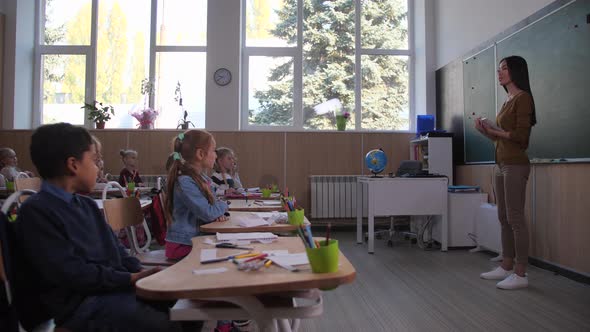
310;175;367;219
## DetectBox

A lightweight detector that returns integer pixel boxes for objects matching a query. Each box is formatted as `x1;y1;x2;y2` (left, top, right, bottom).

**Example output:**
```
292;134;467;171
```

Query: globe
365;149;388;177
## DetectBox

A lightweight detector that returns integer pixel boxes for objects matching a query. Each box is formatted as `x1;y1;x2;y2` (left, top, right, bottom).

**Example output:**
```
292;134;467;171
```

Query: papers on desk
238;214;271;228
247;187;260;192
254;200;282;206
216;232;278;243
268;253;309;266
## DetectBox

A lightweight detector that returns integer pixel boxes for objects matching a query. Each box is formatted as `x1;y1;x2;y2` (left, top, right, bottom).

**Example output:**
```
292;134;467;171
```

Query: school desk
226;199;286;212
94;198;152;211
356;176;449;253
135;236;356;330
200;211;309;233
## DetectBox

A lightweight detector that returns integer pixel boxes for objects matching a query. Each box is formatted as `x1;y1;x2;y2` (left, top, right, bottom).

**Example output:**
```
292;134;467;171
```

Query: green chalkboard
496;0;590;160
463;0;590;163
463;47;496;163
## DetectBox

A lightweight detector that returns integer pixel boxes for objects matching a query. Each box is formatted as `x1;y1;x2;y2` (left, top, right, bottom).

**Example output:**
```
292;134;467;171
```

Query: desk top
200;211;307;233
227;199;285;212
135;236;356;300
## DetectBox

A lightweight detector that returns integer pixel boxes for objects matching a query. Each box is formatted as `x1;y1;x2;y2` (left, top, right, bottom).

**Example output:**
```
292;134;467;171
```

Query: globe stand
370;171;383;178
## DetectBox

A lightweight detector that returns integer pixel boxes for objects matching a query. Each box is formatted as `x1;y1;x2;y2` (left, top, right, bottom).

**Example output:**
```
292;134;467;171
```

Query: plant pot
179;123;189;130
140;123;154;130
95;121;105;129
336;115;347;131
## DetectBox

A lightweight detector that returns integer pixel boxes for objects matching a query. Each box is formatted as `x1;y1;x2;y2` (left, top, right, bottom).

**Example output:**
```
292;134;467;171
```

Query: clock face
214;68;232;86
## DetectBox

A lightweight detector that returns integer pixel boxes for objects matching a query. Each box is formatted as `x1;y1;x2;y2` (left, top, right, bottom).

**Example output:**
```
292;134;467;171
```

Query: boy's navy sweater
14;182;142;324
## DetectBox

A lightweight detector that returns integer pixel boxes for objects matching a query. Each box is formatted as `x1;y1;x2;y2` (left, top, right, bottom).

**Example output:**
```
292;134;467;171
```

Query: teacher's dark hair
500;55;537;126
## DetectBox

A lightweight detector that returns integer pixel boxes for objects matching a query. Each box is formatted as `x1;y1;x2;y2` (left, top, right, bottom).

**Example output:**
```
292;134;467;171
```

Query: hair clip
178;133;185;141
172;152;182;161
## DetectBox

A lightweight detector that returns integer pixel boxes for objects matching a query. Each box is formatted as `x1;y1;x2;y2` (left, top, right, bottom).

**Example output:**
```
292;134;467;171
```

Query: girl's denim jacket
165;175;228;245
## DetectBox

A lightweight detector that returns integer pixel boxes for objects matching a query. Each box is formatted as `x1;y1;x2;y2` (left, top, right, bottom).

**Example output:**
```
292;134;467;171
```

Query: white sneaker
480;266;513;280
496;273;528;290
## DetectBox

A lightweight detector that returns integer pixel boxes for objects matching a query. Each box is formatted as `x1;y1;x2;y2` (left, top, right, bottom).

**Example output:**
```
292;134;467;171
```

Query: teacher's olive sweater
495;91;534;165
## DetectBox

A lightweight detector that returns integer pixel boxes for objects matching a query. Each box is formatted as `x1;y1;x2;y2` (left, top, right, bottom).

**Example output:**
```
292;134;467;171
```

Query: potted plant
82;101;115;129
130;78;159;129
175;81;194;129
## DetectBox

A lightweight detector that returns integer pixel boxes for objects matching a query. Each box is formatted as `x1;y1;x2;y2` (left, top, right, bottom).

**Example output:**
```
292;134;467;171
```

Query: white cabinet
409;136;453;185
432;192;488;248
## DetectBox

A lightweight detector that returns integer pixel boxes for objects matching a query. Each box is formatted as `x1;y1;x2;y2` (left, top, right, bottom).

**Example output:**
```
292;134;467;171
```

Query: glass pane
248;56;293;126
44;0;92;45
42;54;86;125
302;1;355;130
361;0;408;50
154;52;207;129
96;0;150;128
361;55;409;130
157;0;207;46
245;0;294;47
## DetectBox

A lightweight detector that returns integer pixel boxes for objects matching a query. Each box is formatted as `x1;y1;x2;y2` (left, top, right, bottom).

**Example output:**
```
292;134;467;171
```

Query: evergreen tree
250;0;409;130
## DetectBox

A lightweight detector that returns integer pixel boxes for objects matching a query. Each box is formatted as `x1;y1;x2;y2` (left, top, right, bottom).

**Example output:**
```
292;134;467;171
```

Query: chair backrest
14;178;41;203
103;197;144;232
15;172;30;179
14;178;41;192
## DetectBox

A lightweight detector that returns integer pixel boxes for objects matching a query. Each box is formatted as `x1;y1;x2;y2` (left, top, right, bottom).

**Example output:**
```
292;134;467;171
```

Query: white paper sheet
238;214;270;227
216;232;278;243
200;249;217;261
269;253;309;266
192;267;228;275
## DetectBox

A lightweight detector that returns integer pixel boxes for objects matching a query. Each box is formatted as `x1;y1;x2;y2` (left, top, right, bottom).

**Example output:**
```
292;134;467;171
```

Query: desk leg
368;186;374;254
356;180;363;244
441;189;448;252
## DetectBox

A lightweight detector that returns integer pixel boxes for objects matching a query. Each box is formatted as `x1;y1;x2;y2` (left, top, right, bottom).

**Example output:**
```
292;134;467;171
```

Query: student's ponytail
165;130;215;224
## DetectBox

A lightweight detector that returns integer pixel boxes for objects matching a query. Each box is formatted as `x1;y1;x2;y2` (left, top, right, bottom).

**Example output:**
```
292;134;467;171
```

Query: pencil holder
305;239;339;273
271;184;279;193
127;182;136;192
287;209;305;226
5;181;15;192
261;188;272;198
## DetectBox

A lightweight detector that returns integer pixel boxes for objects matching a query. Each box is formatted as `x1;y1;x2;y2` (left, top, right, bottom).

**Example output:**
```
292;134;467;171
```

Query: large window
35;0;207;129
242;0;411;131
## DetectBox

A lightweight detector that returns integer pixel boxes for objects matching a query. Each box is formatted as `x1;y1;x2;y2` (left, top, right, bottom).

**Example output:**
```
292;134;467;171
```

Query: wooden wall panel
213;132;285;190
127;130;178;175
456;165;496;203
90;130;129;176
0;130;34;173
285;132;363;212
362;132;414;176
534;164;590;274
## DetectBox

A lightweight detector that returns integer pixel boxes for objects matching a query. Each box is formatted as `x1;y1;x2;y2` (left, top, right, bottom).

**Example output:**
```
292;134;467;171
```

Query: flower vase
336;115;347;131
140;123;153;130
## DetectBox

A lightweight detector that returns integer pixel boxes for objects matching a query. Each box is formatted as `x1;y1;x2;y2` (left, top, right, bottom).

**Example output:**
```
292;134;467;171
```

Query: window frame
33;0;208;129
240;0;414;132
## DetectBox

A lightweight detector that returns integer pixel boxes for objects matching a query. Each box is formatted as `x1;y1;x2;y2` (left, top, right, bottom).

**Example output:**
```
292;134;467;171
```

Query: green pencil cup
261;188;272;198
5;181;15;192
287;209;305;226
271;184;279;193
127;182;135;192
305;239;339;273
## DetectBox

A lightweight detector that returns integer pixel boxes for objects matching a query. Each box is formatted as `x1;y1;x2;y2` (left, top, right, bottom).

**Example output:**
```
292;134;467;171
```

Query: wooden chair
14;177;41;203
1;191;70;332
102;196;174;266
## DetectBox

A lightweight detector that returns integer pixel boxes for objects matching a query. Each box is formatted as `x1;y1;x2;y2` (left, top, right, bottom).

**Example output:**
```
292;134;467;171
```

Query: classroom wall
0;129;414;217
434;0;554;69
